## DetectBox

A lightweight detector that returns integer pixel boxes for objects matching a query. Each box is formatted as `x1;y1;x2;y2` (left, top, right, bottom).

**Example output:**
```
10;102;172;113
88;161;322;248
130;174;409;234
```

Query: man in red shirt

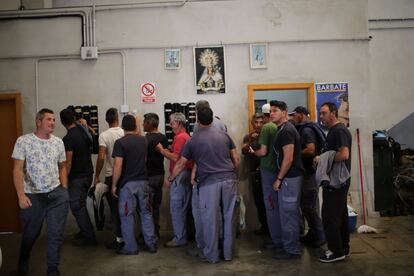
156;112;193;248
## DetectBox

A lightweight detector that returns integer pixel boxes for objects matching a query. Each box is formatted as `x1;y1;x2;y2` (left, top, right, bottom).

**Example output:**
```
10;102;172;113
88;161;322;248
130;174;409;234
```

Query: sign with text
140;82;156;103
315;82;349;127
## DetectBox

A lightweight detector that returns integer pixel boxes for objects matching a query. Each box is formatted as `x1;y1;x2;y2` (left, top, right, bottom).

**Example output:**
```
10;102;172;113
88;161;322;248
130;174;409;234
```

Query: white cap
261;103;270;114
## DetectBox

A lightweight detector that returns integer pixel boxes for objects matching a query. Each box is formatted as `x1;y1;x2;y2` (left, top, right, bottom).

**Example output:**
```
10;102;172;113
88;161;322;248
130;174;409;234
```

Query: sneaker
164;239;188;248
143;245;157;254
17;258;29;275
106;240;125;250
273;251;301;260
319;250;345;263
116;248;139;255
72;237;97;247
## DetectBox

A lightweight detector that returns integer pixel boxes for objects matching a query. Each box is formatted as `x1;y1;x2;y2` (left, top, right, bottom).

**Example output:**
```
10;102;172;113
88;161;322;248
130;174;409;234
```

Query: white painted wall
369;0;414;130
1;0;393;231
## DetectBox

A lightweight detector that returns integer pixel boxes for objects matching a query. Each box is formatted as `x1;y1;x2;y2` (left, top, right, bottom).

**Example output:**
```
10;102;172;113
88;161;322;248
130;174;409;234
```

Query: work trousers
19;185;69;270
170;170;191;245
192;183;204;249
118;180;156;252
199;178;238;263
322;181;350;256
277;176;303;255
261;169;282;247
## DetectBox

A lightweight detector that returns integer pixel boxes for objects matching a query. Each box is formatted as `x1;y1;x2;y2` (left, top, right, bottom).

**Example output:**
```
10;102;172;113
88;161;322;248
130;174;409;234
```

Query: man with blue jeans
112;115;157;255
167;107;240;263
60;108;96;246
269;100;304;259
12;108;69;276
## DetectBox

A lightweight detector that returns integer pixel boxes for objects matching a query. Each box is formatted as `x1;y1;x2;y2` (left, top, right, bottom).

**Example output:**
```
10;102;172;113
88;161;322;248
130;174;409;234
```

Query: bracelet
168;176;175;182
277;177;283;181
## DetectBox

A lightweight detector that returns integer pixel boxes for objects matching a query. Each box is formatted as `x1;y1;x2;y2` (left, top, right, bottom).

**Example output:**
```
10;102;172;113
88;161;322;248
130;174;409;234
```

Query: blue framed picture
165;49;181;70
250;43;267;69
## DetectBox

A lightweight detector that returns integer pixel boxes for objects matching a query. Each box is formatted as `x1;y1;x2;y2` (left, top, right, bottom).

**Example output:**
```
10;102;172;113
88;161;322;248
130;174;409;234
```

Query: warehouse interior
0;0;413;275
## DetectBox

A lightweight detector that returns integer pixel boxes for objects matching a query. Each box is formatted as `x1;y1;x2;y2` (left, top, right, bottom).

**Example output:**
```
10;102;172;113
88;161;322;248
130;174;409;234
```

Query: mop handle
356;128;366;225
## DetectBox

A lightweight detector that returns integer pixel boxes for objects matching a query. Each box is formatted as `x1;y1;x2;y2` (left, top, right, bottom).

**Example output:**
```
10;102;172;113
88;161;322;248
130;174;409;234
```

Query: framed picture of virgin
194;46;226;94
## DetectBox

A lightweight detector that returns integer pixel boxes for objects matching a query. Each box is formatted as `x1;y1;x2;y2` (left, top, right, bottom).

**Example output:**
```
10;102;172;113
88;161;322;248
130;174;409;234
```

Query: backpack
296;122;327;155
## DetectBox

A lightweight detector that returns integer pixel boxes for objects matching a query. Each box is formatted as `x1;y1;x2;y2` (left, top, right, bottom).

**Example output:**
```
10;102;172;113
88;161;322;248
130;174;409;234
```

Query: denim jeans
19;185;69;270
68;176;96;241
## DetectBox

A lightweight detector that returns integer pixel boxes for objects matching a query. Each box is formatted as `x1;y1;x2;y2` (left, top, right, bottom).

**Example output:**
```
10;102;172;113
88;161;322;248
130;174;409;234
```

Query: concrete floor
1;216;414;276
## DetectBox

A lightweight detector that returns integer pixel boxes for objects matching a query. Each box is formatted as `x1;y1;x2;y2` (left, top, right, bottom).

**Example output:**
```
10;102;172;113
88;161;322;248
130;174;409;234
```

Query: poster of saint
194;46;226;94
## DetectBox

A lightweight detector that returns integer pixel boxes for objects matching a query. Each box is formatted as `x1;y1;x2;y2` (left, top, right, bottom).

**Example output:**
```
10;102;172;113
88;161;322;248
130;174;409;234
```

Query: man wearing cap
290;106;326;247
250;103;278;248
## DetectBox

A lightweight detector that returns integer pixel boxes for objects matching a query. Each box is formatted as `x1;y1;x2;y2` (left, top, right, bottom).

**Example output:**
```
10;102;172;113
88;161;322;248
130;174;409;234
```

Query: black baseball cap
288;106;309;116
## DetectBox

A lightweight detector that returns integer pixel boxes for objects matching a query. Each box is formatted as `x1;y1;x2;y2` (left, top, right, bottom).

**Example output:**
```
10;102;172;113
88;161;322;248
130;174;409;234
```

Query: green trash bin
373;131;394;212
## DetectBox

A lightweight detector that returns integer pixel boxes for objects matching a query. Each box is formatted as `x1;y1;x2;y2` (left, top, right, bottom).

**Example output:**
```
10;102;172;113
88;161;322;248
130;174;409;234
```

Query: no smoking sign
140;82;156;103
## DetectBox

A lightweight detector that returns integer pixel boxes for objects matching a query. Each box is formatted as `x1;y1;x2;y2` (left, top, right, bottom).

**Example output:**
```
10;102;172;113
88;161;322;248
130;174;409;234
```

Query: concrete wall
368;0;414;130
0;0;378;230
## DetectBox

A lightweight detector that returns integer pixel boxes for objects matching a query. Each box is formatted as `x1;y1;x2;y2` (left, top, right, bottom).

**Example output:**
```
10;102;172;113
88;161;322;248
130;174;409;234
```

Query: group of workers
11;99;351;276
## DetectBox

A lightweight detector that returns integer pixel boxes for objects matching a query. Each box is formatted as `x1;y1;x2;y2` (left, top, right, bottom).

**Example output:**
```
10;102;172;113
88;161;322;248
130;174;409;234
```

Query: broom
356;128;377;233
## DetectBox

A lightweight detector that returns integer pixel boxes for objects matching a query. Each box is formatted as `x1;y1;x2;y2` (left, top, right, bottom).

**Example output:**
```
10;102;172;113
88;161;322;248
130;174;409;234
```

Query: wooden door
0;93;22;232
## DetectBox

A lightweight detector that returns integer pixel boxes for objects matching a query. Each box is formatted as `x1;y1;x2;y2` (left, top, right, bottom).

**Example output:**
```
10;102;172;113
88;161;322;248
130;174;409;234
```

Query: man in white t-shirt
94;108;124;249
12;108;69;276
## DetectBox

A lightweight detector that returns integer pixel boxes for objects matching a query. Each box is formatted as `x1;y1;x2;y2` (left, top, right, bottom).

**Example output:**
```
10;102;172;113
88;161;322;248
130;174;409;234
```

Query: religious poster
194;46;226;94
315;82;349;127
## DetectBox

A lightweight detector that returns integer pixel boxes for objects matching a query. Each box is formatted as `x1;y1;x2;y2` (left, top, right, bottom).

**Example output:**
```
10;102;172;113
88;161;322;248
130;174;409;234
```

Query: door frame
0;93;22;137
0;92;22;232
247;83;316;130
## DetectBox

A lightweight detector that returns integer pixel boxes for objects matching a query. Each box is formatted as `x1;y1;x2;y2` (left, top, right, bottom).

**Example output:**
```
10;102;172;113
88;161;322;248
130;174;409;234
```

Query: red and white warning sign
140;82;156;103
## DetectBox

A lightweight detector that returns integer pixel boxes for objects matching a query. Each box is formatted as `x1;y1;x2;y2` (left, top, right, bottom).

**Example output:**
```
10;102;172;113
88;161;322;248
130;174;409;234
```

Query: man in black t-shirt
315;102;352;263
143;113;168;237
290;106;325;247
112;115;157;255
60;108;97;246
269;101;304;260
